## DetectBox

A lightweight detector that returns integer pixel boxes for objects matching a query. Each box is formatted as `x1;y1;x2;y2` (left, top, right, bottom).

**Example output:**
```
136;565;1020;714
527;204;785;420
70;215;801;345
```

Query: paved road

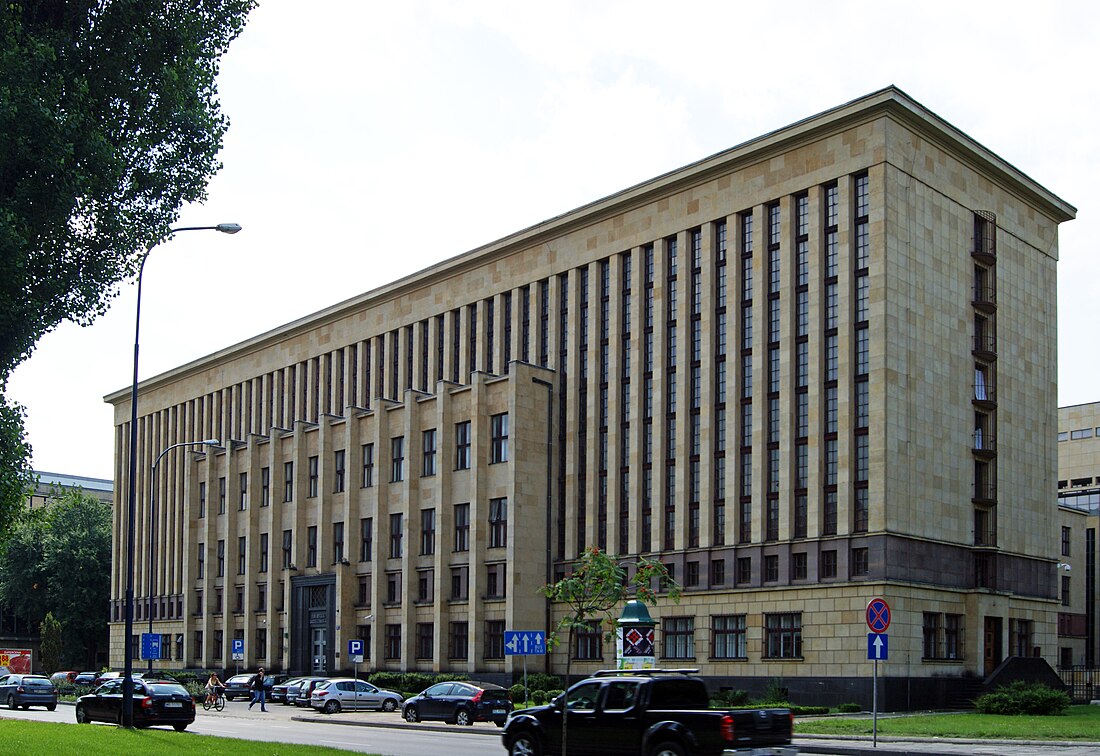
5;700;1100;755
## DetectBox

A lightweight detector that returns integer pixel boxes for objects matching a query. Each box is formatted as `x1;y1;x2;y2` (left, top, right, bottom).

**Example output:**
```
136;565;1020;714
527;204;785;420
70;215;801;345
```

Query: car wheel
75;704;90;724
455;707;472;726
650;742;686;756
323;699;340;714
6;694;15;710
381;698;398;712
21;704;29;710
403;706;419;723
47;704;56;712
508;732;541;756
173;723;188;732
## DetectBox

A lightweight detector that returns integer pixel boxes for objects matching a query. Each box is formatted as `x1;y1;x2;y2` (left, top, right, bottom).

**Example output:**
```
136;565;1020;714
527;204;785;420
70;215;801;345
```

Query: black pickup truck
502;669;796;756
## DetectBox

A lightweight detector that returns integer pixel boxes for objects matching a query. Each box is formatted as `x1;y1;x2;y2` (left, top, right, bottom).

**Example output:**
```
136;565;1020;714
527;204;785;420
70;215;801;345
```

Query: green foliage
974;680;1071;716
710;689;751;708
0;0;256;379
509;683;526;701
0;489;112;666
39;611;62;672
789;705;830;715
0;395;34;546
760;678;789;705
837;702;862;713
524;672;563;691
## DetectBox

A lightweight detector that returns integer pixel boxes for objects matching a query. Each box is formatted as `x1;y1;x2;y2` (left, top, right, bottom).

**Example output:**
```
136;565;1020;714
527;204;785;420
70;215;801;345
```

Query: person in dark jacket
248;668;268;711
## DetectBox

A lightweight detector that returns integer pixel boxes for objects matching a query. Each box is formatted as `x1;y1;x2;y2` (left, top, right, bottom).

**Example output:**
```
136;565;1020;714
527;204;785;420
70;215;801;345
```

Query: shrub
789;705;829;715
711;689;751;708
974;681;1070;716
759;679;789;706
837;702;862;713
400;672;435;694
510;683;527;702
367;672;403;691
525;673;563;692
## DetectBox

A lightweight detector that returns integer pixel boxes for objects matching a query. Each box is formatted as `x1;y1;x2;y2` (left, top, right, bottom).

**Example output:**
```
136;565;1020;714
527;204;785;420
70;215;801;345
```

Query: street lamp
146;438;220;674
123;223;241;727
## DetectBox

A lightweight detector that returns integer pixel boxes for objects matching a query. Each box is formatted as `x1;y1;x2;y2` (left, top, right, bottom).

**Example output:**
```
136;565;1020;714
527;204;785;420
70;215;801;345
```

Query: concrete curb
292;714;502;736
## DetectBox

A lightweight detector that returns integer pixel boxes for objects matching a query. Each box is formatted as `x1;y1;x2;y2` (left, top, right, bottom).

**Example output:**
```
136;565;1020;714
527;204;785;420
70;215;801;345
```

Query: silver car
309;677;402;714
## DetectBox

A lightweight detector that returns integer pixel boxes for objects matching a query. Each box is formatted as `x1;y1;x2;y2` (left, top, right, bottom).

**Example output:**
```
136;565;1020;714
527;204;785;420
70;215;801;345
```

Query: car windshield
228;675;252;683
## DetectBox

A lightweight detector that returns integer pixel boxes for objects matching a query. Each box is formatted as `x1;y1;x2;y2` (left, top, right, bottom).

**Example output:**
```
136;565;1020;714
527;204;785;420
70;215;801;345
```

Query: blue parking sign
348;639;364;662
232;638;245;660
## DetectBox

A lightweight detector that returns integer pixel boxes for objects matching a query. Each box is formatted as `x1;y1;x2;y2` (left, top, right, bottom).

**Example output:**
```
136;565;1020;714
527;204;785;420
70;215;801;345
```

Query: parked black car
73;671;98;686
222;673;255;700
402;681;512;726
0;674;58;710
75;678;195;730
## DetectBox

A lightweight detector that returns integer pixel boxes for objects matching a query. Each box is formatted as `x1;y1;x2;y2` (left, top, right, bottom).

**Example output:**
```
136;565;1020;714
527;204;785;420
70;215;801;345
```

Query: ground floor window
763;612;801;659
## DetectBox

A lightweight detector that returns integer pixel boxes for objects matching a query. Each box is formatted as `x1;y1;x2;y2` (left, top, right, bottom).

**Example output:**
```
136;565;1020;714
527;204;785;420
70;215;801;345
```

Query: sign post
348;639;365;686
504;631;546;707
866;597;891;747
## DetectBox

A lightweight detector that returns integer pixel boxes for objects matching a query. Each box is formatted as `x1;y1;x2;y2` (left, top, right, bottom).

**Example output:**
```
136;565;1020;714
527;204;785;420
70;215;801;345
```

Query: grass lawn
796;705;1100;741
0;719;373;755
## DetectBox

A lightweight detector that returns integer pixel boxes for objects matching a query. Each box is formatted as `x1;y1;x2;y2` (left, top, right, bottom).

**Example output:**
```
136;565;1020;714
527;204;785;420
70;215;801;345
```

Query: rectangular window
306;526;317;567
455;421;471;470
386;572;402;604
415;623;434;660
736;556;751;584
712;614;746;659
360;517;373;562
259;533;268;573
282;529;292;569
284;461;294;502
484;620;505;659
384;624;401;660
237;536;246;575
417;569;434;602
357;575;371;606
662;617;695;659
923;612;942;659
198;482;206;518
764;554;779;582
420;509;436;555
218;476;226;514
490;413;510;463
255;628;267;659
197;544;204;579
422;429;437;476
449;622;469;659
334;449;346;493
573;621;603;660
791;552;807;581
260;466;270;507
710;559;725;586
391;436;405;482
450;565;469;601
216;539;225;577
821;549;837;578
333;521;344;563
308;455;319;497
488;497;508;548
454;502;470;552
1062;526;1072;556
763;612;802;659
486;562;507;599
852;547;869;576
389;513;403;558
361;443;374;487
239;472;248;510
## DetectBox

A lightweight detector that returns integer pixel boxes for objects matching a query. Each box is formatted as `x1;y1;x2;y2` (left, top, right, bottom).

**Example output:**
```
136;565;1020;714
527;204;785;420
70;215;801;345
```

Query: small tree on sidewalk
540;546;681;756
40;612;62;674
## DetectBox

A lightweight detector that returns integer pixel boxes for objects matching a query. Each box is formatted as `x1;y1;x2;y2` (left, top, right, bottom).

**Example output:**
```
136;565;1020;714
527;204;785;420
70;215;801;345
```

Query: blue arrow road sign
348;639;365;661
141;633;161;660
504;630;547;656
868;632;889;660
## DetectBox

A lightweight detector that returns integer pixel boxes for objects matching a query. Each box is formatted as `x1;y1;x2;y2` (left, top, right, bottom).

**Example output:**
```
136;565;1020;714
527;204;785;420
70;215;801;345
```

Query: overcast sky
8;0;1099;481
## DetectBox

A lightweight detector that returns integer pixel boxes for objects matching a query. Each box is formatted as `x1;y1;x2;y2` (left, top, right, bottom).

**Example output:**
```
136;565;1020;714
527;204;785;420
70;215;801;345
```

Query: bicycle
202;687;226;712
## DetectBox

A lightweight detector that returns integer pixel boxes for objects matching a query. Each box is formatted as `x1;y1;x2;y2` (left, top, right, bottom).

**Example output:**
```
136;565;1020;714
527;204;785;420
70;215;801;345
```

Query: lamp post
123;223;241;728
146;438;220;674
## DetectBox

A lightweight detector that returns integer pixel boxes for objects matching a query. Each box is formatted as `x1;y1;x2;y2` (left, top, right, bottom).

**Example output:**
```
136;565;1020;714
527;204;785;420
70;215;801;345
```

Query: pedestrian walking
248;667;268;711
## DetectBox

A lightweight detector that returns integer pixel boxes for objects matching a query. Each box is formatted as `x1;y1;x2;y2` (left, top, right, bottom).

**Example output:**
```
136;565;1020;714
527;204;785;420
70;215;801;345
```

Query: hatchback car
401;681;512;726
309;677;402;714
271;676;307;704
75;678;195;730
0;674;58;711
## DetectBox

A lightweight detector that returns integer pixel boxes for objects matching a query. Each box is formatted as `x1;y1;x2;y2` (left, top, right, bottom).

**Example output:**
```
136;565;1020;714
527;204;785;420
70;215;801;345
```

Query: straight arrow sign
868;632;889;660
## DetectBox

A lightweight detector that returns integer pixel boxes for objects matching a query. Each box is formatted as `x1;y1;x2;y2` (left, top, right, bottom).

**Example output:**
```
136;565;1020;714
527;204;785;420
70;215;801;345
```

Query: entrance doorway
311;627;327;674
984;616;1003;677
290;574;335;675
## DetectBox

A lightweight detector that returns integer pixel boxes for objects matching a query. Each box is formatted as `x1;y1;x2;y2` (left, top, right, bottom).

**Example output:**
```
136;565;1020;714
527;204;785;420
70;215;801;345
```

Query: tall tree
540;546;681;756
40;611;62;674
0;0;256;538
0;489;112;667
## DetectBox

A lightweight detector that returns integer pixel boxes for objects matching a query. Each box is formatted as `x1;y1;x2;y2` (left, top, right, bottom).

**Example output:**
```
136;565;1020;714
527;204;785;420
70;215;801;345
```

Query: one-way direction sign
868;632;889;660
504;630;546;656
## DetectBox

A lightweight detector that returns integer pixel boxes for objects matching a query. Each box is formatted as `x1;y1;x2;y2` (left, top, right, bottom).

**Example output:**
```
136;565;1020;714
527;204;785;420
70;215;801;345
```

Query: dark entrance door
291;574;336;675
984;616;1003;677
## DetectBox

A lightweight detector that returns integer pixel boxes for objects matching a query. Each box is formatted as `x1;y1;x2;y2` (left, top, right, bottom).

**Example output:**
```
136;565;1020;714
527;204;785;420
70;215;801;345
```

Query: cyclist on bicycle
204;672;224;706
